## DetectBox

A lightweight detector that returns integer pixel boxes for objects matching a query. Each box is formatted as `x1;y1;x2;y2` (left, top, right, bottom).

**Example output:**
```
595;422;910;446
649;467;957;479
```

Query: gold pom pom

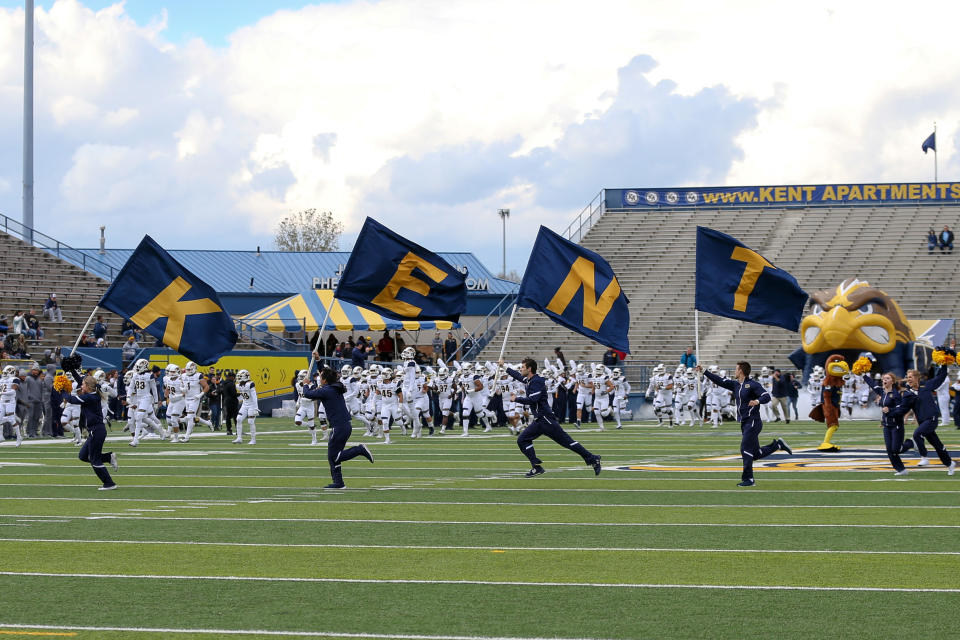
932;350;956;366
53;374;72;393
852;357;872;375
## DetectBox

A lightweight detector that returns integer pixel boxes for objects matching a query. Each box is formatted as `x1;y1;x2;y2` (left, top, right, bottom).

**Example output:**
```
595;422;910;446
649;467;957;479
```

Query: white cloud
0;0;958;270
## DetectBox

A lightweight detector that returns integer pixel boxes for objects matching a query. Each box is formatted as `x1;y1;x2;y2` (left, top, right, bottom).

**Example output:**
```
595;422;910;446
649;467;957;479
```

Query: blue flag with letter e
695;226;808;331
97;235;238;365
335;217;467;322
516;226;630;353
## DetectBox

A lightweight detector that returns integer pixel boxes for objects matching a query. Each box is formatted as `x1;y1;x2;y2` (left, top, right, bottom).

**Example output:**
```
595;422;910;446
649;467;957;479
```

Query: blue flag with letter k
98;235;238;365
516;226;630;353
335;217;467;322
695;226;807;331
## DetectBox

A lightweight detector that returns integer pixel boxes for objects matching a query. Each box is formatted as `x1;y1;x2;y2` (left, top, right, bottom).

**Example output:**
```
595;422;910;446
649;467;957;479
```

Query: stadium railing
234;319;309;352
444;292;517;364
560;189;605;243
0;211;118;282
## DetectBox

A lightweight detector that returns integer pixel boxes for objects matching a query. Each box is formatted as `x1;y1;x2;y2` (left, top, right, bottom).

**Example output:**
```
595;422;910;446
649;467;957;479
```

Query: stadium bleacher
479;201;960;377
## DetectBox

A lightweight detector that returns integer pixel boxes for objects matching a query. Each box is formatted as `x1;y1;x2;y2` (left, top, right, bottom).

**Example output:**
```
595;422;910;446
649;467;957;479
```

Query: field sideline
0;417;958;639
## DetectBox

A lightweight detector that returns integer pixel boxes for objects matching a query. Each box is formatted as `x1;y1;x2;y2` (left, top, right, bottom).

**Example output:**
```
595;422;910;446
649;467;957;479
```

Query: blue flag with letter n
98;235;238;365
516;226;630;353
695;226;808;331
335;217;467;322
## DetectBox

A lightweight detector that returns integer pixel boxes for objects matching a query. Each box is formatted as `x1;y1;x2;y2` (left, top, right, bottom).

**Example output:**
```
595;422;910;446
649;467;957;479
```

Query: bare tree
273;209;343;252
497;269;522;283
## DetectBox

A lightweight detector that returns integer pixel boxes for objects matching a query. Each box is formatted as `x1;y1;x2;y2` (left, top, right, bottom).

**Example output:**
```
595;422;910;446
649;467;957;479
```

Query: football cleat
524;465;546;478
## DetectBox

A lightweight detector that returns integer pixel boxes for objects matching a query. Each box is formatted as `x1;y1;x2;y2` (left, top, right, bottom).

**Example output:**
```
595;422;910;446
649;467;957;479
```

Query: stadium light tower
23;0;33;242
498;208;510;277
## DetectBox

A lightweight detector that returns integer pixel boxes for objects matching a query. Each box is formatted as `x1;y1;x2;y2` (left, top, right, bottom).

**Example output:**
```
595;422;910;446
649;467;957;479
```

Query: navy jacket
861;375;903;429
703;370;770;422
506;368;556;422
351;347;367;368
302;381;351;430
66;392;105;429
891;365;948;425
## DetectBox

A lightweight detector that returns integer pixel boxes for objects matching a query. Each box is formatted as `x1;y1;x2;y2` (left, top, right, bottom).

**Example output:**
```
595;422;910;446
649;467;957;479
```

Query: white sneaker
248;438;256;445
232;437;241;444
917;457;930;467
98;484;118;491
949;461;956;476
110;453;119;471
894;469;909;476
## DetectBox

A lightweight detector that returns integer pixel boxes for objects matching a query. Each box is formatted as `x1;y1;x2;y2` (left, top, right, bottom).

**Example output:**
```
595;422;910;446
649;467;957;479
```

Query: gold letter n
545;257;621;332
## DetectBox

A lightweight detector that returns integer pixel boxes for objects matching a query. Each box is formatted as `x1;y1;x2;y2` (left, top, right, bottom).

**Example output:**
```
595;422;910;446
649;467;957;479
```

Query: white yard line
0;572;957;593
2;537;957;555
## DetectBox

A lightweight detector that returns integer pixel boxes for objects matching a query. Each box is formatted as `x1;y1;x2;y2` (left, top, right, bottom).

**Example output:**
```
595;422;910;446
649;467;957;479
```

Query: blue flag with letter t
335;217;467;322
98;235;238;365
516;226;630;353
695;226;807;331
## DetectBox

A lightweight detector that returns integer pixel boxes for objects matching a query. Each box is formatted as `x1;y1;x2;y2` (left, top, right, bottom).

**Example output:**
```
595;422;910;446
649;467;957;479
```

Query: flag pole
694;308;702;401
70;306;99;355
494;304;518;386
934;121;938;184
308;297;333;377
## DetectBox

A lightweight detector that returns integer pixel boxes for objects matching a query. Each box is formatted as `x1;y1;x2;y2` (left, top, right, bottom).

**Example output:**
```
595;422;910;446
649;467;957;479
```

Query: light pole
498;208;510;277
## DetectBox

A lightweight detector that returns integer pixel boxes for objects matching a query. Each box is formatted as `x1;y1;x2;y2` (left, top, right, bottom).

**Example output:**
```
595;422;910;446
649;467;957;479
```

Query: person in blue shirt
303;365;374;488
500;357;601;477
67;375;119;490
891;364;955;475
699;361;792;486
861;372;914;475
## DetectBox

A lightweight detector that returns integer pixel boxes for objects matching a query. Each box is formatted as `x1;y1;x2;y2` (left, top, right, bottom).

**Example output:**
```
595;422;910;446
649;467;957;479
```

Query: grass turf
0;417;958;639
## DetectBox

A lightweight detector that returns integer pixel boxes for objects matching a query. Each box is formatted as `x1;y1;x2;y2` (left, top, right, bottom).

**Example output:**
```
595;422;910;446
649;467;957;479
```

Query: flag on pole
922;131;936;154
98;235;238;365
335;217;467;322
516;226;630;353
695;226;807;332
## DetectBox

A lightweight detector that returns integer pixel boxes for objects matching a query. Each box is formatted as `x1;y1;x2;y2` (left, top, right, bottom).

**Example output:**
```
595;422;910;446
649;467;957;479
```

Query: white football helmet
165;363;180;378
593;363;604;376
134;359;150;374
395;365;404;377
236;369;250;384
675;364;685;375
382;368;394;380
341;365;352;378
123;370;134;385
2;365;16;377
368;364;381;376
352;366;363;377
719;370;727;378
184;361;197;376
686;367;695;375
296;369;308;383
401;347;415;360
708;365;719;374
653;363;665;375
760;366;770;376
612;367;621;379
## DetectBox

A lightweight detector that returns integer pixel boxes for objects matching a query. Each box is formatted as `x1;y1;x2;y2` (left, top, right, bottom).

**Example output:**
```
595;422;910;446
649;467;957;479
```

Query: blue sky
0;0;331;46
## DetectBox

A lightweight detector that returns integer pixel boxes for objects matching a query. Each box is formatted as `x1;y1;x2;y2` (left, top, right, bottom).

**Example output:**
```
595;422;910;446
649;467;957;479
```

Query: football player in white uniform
758;367;777;422
345;366;372;434
410;370;433;438
233;369;259;444
376;368;401;444
858;374;874;410
0;365;22;446
704;365;723;428
840;374;857;418
645;364;675;427
574;363;592;429
590;364;616;431
808;368;824;407
162;364;186;442
460;364;494;434
130;359;163;446
611;368;631;428
680;367;701;427
294;369;319;445
93;370;118;428
433;367;456;433
181;361;213;440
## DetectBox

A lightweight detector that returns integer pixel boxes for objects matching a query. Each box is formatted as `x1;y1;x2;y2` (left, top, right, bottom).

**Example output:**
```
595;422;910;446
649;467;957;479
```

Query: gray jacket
41;373;53;404
21;374;41;404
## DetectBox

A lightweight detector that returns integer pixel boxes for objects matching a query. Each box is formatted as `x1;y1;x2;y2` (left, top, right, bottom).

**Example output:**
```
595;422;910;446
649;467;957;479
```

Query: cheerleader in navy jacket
891;365;956;475
861;372;913;475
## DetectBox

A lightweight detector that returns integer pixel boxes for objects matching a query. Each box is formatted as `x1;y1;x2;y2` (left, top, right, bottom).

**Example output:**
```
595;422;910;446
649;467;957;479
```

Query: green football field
0;417;958;639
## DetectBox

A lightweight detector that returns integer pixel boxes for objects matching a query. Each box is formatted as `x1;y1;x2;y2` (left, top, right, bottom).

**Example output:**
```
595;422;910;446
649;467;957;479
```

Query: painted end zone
616;449;943;472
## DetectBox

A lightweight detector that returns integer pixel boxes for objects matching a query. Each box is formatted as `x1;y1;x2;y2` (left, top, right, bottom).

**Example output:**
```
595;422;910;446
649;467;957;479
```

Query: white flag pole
494;304;518;385
70;306;99;355
308;297;334;378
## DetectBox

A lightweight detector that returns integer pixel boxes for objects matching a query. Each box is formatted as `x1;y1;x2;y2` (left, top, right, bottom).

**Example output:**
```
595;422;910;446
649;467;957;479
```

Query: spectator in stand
443;332;457;362
347;335;356;351
206;369;222;430
26;311;42;340
43;294;63;323
432;333;443;363
460;332;474;359
680;347;697;368
939;225;954;254
377;330;394;362
41;365;54;437
222;371;239;436
121;335;138;367
12;311;30;338
9;335;28;359
22;365;42;438
928;229;938;254
351;341;369;368
120;318;136;337
325;333;338;357
602;348;619;367
93;316;108;342
78;334;94;348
